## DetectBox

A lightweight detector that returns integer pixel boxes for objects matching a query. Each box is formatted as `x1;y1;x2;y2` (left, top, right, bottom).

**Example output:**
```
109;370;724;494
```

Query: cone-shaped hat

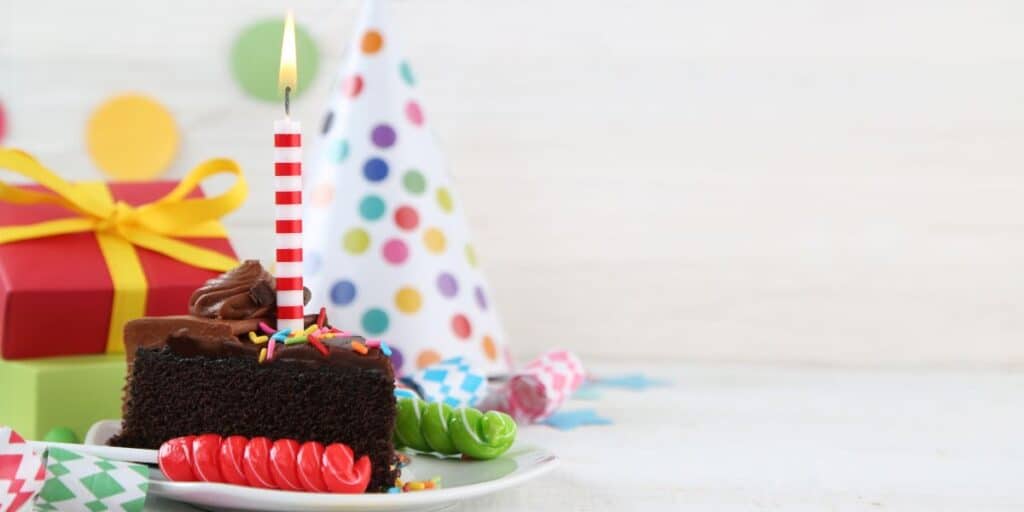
304;0;511;376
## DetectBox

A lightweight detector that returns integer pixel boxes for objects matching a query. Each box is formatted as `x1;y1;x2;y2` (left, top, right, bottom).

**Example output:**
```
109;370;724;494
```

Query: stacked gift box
0;150;243;441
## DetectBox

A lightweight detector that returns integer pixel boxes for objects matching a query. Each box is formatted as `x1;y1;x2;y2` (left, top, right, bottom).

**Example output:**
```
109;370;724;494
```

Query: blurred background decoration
3;0;1024;366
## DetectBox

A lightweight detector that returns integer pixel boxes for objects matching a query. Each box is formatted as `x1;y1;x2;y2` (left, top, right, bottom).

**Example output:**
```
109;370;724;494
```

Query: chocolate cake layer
110;345;398;491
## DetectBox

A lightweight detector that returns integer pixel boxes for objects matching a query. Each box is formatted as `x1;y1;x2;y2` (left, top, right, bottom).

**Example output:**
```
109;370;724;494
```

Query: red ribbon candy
158;435;371;494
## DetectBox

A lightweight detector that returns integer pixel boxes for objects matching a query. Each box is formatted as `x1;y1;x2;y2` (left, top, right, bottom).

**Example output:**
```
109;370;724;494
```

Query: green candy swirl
394;398;517;460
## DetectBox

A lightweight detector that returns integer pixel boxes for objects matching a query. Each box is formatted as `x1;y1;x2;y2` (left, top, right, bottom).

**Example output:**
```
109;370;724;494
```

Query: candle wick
285;86;292;117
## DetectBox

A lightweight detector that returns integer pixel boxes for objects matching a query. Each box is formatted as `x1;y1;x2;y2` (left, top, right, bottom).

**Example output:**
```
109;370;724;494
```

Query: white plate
76;420;558;512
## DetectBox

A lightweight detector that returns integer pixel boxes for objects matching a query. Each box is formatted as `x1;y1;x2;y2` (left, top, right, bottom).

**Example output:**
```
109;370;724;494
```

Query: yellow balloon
87;94;179;180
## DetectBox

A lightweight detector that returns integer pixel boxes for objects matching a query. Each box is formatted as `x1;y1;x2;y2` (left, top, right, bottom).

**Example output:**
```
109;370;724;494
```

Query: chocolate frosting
167;328;391;372
125;314;393;375
125;260;391;376
188;260;309;320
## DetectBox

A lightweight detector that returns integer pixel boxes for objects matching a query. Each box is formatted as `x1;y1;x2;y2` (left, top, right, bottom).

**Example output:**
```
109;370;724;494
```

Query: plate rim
83;419;560;509
148;449;559;508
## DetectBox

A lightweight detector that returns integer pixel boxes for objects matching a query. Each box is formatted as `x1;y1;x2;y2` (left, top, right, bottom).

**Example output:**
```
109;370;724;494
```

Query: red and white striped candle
274;118;305;334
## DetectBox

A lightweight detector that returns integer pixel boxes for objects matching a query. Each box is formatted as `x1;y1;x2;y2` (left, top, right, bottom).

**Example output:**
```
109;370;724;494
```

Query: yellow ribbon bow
0;149;248;352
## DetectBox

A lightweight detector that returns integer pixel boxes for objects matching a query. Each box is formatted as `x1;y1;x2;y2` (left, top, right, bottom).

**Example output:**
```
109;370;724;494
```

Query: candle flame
278;10;297;95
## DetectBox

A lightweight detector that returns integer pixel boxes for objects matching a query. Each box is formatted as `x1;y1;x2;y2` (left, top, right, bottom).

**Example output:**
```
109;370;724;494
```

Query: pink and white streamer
482;350;585;423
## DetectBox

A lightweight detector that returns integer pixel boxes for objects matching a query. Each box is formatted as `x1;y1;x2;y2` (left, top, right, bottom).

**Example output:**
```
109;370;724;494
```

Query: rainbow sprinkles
250;307;394;364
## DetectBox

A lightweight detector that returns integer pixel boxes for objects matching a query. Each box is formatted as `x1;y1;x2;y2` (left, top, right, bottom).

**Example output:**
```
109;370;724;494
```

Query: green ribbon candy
394;398;517;460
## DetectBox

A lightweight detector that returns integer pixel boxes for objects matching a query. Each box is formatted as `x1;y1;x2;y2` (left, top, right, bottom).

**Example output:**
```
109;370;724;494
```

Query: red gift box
0;150;247;360
0;181;237;359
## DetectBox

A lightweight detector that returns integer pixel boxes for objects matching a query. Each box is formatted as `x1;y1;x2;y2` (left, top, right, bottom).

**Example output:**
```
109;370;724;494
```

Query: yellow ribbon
0;149;248;353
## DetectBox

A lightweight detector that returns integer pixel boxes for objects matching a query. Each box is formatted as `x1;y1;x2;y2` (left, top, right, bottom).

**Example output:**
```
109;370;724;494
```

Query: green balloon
42;426;78;443
230;18;319;102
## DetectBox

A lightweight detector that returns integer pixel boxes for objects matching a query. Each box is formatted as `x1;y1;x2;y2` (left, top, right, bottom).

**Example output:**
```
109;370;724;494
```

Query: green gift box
0;354;124;440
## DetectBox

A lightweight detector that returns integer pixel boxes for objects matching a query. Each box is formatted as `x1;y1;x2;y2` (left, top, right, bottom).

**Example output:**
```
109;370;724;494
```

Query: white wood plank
451;361;1024;511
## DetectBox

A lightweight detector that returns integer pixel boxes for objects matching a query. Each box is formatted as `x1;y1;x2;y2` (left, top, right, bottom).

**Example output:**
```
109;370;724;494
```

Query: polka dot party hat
303;0;511;376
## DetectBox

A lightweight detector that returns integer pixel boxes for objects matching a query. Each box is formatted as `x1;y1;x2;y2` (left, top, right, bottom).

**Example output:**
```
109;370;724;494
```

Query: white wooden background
4;0;1024;365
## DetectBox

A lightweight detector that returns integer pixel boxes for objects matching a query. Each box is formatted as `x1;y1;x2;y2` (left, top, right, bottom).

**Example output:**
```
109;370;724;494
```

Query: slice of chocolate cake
109;261;398;492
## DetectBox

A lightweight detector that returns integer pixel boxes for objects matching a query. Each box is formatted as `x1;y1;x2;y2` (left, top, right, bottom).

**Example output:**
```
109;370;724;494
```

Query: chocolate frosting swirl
188;260;287;320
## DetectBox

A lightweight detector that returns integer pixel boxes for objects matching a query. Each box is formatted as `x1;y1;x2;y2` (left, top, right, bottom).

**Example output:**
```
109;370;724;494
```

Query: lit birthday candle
274;10;304;334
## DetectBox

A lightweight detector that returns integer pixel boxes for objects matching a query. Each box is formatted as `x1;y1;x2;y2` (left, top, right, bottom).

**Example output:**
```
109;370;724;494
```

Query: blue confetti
542;409;613;430
591;373;669;391
571;383;603;400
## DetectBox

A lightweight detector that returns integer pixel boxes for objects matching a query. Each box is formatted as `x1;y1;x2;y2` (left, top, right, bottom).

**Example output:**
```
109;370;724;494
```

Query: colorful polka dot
395;287;423;314
482;335;497;361
359;195;386;221
342;75;363;98
87;94;178;180
361;30;384;54
363;157;389;182
371;124;397;148
403;170;426;195
382;238;409;265
361;308;390;334
335;139;350;162
389;346;405;374
465;244;478;266
321;111;334;134
436;188;453;213
437;272;458;298
405;101;424;126
312;183;334;207
343;228;371;254
474;286;488;310
416;349;441;369
400;61;416;86
394;206;420;231
229;18;319;102
422;228;446;253
330;280;357;306
451;314;472;339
